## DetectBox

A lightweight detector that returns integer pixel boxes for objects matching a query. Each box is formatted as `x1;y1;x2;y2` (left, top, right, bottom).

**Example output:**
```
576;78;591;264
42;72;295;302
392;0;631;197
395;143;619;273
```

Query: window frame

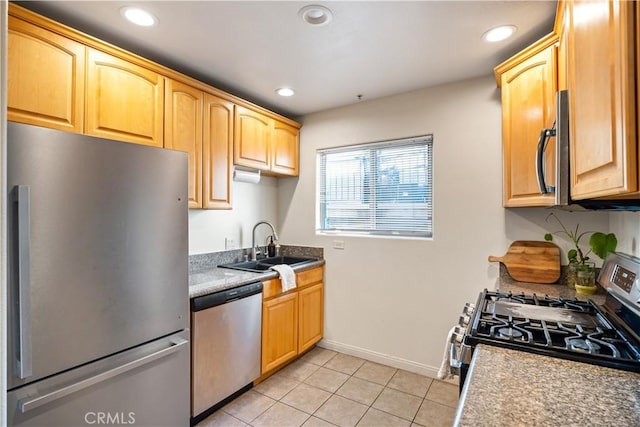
316;135;433;239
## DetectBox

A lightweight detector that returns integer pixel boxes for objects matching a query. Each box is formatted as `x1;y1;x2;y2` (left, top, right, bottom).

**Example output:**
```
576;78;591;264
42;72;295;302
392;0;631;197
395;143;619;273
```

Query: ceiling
18;1;557;119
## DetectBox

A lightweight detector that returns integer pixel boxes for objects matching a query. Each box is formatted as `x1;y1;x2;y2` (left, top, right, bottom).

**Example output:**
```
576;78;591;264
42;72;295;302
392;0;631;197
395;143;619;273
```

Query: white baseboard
317;338;443;379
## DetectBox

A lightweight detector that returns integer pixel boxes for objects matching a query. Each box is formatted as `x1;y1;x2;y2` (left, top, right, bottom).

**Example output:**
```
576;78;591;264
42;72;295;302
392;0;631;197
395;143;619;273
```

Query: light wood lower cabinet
86;48;164;147
262;292;298;373
261;266;324;374
298;282;324;354
7;15;85;133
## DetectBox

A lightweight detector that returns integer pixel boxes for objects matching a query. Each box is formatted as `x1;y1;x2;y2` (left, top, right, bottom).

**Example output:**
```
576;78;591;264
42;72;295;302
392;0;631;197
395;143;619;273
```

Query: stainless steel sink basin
219;256;317;273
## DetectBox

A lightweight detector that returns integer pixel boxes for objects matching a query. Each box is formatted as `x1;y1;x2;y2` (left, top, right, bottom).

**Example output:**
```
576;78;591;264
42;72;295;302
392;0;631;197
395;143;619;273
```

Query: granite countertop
189;259;325;298
454;345;640;427
497;265;607;305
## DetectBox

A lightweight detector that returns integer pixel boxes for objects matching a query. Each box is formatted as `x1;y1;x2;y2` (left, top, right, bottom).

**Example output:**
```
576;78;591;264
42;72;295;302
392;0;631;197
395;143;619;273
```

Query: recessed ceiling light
299;5;333;26
120;7;157;27
276;88;295;97
482;25;517;42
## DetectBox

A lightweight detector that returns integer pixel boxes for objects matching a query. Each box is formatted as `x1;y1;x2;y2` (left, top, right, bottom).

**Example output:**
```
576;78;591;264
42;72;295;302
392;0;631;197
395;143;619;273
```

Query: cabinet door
556;2;569;92
86;49;164;147
165;79;203;209
568;0;636;199
501;45;557;207
203;94;234;209
234;106;271;171
7;16;85;133
271;120;300;176
298;283;324;354
262;293;298;373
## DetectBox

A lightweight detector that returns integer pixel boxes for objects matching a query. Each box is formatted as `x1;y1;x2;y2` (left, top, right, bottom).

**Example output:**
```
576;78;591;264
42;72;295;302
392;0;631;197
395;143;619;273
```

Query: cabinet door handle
536;125;556;195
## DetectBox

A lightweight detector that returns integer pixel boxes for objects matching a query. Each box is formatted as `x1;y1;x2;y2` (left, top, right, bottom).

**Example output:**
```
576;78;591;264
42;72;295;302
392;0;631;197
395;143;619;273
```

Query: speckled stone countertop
498;265;607;305
188;245;325;298
454;345;640;427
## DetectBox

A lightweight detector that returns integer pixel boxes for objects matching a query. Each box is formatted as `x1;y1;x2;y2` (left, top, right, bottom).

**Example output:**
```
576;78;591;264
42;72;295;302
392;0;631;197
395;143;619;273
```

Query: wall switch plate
333;240;345;250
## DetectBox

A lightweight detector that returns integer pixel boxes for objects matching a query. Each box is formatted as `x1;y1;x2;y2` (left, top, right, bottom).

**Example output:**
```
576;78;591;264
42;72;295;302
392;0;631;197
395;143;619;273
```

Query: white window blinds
317;136;433;238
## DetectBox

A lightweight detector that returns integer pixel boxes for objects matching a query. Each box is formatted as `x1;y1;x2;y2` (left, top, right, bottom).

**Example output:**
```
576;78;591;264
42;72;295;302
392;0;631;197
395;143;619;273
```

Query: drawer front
297;267;323;287
262;278;283;300
262;266;324;300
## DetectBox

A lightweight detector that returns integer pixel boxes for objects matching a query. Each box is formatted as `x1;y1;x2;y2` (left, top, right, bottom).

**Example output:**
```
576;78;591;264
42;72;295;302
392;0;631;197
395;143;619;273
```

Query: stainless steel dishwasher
190;282;263;423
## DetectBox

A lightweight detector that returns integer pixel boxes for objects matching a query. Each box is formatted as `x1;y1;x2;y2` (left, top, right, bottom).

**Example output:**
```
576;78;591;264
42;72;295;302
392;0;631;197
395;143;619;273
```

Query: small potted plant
544;213;617;293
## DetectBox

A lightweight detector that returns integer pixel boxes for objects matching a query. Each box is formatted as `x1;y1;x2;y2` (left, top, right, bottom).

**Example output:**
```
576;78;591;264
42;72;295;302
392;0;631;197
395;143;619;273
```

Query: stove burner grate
498;327;523;339
567;338;602;354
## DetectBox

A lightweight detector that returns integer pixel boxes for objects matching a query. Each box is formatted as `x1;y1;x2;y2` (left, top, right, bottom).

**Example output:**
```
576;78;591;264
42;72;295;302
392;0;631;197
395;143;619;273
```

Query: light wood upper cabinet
495;35;558;207
203;94;234;210
8;3;301;192
165;79;203;209
271;121;300;176
86;48;164;147
555;2;569;92
567;0;637;199
165;84;233;210
7;16;85;133
234;105;300;177
234;106;271;171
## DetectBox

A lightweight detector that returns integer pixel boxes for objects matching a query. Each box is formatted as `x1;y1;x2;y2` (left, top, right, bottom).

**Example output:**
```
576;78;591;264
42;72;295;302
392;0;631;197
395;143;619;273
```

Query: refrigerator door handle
18;337;188;413
15;185;33;379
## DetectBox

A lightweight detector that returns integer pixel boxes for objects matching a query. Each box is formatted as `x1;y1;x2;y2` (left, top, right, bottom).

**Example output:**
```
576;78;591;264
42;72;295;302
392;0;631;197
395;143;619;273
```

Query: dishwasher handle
191;282;263;312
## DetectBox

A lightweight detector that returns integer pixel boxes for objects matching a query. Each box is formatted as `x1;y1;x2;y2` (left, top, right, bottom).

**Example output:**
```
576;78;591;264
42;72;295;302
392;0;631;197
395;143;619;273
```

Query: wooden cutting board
488;241;561;284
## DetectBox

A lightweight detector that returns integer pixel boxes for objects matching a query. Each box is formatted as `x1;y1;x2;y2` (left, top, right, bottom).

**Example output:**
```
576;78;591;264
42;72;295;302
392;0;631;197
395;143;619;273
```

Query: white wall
278;75;610;376
189;176;279;254
609;212;640;256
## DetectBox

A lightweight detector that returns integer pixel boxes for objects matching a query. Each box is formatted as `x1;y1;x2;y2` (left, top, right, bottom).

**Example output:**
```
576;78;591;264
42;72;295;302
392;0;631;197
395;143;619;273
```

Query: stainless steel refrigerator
6;122;190;426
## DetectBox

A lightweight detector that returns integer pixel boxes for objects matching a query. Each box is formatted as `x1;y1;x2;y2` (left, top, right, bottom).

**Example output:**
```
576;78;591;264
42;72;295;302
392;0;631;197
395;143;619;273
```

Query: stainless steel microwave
535;89;640;211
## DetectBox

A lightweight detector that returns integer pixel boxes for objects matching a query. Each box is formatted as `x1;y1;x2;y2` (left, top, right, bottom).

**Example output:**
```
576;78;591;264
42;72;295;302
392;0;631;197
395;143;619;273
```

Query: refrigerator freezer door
7;122;189;389
7;330;190;427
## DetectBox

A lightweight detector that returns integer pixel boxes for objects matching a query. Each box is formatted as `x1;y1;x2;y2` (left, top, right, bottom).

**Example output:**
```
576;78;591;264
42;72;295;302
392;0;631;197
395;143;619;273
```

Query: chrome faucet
251;221;279;261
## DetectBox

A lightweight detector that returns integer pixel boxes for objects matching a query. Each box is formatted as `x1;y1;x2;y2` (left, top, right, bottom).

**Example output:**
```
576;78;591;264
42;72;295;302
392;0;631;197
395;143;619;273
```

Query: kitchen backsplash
188;245;324;273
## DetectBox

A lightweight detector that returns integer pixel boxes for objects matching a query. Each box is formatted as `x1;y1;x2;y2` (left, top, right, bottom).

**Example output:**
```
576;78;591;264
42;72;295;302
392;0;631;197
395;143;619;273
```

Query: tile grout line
210;348;458;427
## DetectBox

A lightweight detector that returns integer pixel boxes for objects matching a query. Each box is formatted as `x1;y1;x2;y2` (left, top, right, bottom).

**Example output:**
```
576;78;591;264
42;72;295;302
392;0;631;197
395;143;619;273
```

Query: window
317;136;433;238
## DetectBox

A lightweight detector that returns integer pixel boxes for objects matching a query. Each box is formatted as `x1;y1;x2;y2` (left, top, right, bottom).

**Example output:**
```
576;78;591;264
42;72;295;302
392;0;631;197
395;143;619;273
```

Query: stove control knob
463;303;476;315
458;314;470;326
451;326;464;343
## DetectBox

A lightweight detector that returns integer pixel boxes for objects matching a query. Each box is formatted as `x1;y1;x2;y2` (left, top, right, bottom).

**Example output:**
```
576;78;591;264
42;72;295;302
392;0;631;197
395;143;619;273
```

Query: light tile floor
196;347;459;427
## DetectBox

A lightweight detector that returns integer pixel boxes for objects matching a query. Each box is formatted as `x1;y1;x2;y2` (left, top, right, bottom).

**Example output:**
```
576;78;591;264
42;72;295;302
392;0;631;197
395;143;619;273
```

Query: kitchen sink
258;256;315;266
219;256;318;273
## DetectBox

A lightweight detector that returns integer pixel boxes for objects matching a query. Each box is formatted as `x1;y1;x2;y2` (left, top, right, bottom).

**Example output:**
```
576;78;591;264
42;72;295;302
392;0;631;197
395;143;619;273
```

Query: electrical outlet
225;237;235;250
333;240;345;250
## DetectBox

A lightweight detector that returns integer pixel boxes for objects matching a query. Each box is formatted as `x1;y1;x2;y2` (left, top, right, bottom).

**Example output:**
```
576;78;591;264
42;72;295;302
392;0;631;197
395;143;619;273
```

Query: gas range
450;252;640;390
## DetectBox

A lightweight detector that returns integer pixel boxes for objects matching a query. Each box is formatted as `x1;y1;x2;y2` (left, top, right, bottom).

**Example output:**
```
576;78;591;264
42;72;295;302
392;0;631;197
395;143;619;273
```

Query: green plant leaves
544;233;553;241
589;232;618;260
567;249;578;263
